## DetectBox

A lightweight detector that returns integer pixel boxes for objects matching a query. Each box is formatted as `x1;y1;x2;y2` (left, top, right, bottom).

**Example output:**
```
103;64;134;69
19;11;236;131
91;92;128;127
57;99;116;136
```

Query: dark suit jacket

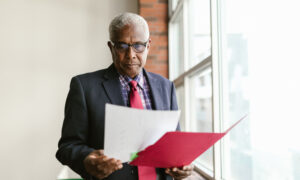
56;64;179;180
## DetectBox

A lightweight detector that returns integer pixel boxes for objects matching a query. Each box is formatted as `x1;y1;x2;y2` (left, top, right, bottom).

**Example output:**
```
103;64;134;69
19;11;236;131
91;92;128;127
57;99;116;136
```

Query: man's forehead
114;24;149;42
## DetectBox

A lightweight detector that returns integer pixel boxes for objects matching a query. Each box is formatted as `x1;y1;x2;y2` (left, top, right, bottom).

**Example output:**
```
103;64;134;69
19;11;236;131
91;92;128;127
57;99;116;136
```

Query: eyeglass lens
115;42;146;53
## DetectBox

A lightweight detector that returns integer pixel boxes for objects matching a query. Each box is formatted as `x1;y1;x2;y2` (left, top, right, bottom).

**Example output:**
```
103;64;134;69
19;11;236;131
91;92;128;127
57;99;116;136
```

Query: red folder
130;115;247;168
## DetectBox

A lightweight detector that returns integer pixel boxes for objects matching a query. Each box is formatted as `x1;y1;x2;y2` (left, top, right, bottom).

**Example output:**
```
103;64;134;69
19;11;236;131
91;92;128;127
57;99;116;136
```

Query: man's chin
124;69;141;78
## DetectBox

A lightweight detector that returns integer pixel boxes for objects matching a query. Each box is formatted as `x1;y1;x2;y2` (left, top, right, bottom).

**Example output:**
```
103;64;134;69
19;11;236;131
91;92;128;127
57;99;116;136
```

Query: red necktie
129;80;156;180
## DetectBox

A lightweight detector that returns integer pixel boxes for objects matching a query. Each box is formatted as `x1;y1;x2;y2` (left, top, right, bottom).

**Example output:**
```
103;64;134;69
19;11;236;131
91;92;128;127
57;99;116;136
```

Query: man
56;12;193;180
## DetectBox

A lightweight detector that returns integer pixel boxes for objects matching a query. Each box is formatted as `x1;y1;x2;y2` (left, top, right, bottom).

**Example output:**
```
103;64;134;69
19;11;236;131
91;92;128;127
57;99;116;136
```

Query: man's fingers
96;164;113;175
115;160;123;170
84;150;124;179
106;158;123;166
175;168;192;175
90;158;96;166
88;151;123;177
97;149;104;155
116;159;122;166
165;168;170;173
88;154;102;166
97;165;105;172
117;164;123;169
183;164;194;171
96;158;123;171
168;171;190;179
102;155;109;161
108;158;117;164
167;165;193;179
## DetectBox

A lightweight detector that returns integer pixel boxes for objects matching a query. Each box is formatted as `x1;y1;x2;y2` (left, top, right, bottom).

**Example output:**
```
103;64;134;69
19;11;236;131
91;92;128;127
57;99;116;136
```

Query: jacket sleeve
56;76;94;179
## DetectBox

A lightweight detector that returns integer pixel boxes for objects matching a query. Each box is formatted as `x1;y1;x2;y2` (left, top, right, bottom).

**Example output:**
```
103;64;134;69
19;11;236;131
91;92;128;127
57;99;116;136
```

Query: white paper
104;104;180;162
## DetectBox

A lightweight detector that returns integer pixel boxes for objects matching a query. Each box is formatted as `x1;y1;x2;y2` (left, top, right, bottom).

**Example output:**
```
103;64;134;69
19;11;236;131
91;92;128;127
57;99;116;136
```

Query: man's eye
133;44;145;51
117;43;129;49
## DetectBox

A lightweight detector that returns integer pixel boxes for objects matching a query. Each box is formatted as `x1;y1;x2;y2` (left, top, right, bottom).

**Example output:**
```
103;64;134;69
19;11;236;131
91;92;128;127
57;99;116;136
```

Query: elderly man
56;12;193;180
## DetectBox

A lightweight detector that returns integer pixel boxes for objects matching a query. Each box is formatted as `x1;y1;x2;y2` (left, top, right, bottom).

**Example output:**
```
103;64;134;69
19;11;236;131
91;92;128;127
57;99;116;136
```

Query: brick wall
139;0;169;78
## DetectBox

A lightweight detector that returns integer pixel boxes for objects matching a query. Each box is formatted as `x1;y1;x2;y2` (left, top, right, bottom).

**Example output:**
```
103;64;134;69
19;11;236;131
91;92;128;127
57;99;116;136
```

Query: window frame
168;0;223;179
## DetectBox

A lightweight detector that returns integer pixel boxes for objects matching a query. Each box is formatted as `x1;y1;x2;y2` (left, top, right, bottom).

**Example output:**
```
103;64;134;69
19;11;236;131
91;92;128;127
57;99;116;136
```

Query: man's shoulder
75;68;106;80
145;71;172;84
73;69;106;82
70;66;111;87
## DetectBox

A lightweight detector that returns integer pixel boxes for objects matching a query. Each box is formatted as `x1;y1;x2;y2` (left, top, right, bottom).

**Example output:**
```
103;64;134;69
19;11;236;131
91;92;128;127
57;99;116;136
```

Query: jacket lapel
144;69;164;110
102;66;164;108
102;64;125;106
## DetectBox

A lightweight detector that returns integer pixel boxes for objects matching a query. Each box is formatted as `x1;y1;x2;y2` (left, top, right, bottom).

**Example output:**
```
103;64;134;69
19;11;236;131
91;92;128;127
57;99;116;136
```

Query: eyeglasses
110;40;148;53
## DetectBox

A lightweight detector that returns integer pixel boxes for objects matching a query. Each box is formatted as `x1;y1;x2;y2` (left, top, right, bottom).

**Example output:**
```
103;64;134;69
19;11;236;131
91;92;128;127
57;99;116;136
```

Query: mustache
122;61;141;66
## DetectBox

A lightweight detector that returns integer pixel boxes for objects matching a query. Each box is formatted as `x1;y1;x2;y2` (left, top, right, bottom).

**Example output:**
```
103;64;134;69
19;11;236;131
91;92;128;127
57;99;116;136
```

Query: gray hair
109;12;149;41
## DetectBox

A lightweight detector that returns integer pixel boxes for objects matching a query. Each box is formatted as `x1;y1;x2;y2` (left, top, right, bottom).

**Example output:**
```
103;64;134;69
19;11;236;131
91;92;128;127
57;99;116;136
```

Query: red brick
139;0;157;3
140;3;153;8
158;0;167;3
140;0;168;78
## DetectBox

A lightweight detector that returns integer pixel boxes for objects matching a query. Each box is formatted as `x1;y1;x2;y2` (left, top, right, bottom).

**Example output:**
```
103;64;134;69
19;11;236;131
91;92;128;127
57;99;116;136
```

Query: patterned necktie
129;80;157;180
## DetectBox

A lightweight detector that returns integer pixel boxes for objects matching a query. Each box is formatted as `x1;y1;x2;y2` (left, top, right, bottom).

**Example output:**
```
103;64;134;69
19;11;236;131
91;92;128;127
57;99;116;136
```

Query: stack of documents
104;104;246;168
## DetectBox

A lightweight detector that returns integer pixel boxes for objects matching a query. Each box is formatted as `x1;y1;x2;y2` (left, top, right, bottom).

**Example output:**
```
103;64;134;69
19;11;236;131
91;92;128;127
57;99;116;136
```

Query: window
188;0;211;67
188;67;213;171
169;6;184;79
219;0;250;179
169;0;213;175
169;0;300;179
219;0;300;179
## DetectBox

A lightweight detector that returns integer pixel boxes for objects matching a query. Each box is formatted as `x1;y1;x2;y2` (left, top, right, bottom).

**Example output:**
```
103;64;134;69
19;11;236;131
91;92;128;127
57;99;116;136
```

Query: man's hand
165;164;194;180
83;150;123;179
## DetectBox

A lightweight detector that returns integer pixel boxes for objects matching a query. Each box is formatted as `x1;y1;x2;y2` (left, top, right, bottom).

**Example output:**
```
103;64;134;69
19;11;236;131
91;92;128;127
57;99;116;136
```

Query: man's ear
107;41;112;51
147;38;151;49
107;41;115;61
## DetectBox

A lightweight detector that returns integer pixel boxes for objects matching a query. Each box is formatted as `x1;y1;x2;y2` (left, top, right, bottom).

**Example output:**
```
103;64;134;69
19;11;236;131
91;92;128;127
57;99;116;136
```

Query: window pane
219;0;252;178
188;67;213;172
176;85;185;131
188;0;211;67
170;8;184;79
220;0;300;179
171;0;179;11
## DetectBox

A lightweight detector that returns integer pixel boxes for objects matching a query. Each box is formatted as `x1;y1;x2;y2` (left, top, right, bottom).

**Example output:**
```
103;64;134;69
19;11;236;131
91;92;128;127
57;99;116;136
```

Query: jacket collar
103;64;164;110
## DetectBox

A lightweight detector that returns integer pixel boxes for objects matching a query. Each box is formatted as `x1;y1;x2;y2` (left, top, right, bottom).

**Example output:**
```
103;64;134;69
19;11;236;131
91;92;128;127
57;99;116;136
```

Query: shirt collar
120;71;144;90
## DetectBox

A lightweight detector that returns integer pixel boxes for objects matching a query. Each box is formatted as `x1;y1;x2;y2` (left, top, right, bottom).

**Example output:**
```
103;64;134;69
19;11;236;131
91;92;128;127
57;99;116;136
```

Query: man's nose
126;46;136;59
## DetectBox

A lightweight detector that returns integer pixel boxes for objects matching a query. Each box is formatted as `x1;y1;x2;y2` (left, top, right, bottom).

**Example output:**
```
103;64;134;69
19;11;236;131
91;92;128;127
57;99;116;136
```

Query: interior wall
0;0;137;179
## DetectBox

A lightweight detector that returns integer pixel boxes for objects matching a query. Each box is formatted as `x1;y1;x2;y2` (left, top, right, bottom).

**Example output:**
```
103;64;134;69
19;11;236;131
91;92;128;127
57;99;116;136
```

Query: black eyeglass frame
110;40;149;53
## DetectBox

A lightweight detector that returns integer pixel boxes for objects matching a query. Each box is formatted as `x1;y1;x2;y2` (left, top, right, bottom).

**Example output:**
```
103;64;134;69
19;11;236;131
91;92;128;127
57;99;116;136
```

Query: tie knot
129;80;138;88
